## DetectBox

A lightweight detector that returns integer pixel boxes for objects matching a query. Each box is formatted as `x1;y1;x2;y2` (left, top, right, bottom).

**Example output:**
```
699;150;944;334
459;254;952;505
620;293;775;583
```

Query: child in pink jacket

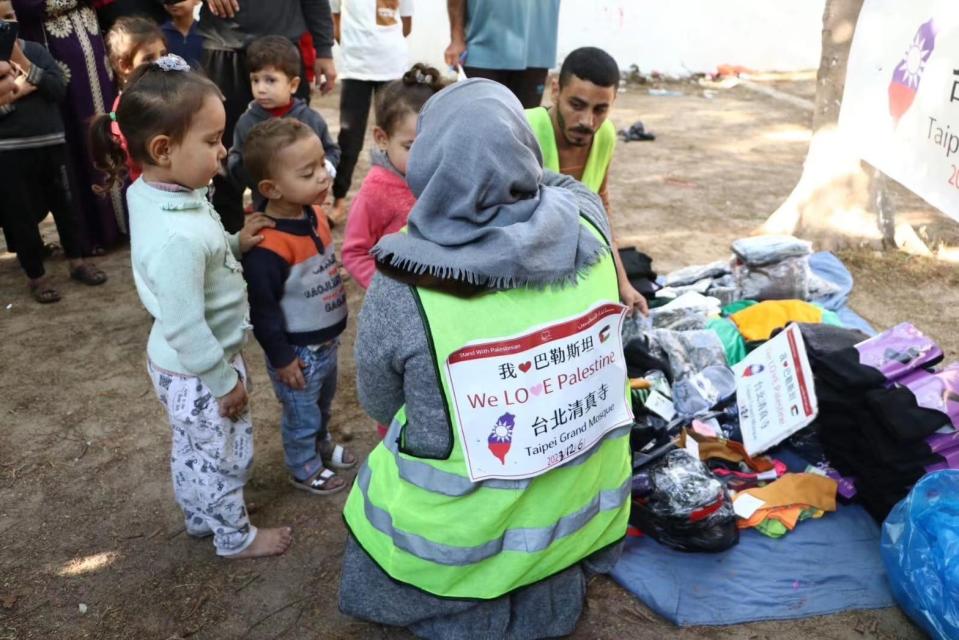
342;64;444;289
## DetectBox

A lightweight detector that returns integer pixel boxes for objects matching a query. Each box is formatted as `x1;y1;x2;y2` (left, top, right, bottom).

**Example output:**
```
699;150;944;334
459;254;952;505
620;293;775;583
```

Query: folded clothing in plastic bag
732;235;812;266
672;365;736;418
880;470;959;640
629;449;739;552
734;255;811;301
664;260;731;287
649;328;727;381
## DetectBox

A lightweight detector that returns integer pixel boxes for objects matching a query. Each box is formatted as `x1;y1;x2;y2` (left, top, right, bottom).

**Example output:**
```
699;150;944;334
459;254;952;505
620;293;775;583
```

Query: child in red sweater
341;64;444;289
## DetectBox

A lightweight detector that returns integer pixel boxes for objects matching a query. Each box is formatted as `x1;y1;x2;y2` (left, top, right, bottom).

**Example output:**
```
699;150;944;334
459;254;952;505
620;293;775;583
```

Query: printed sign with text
734;324;818;456
446;302;633;481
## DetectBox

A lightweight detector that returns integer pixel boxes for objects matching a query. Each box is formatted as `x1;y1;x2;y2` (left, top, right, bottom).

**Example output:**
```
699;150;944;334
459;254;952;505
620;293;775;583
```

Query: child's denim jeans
266;342;338;481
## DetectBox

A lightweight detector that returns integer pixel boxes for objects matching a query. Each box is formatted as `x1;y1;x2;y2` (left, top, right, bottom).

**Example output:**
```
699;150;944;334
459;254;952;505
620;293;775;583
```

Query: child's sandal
289;468;346;496
321;442;357;470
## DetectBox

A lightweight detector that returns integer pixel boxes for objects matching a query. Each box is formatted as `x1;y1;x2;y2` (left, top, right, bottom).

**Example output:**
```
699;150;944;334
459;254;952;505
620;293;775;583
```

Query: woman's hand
620;283;649;317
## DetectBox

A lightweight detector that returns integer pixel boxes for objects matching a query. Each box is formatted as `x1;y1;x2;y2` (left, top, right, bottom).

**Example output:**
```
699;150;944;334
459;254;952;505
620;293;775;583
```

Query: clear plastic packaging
664;260;731;287
649;329;728;380
630;450;739;552
731;235;812;266
672;365;737;418
650;306;709;332
880;471;959;640
733;255;811;301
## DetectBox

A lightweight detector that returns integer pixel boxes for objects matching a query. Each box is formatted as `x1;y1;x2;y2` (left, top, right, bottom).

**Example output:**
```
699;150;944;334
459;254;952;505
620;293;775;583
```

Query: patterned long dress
13;0;124;253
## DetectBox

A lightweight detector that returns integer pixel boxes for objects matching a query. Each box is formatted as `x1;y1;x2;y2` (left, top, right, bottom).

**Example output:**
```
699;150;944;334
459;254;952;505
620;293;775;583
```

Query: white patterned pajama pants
148;357;257;556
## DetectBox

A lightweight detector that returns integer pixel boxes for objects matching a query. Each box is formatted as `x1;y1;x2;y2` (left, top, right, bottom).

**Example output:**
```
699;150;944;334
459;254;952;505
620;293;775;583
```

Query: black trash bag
629;449;739;552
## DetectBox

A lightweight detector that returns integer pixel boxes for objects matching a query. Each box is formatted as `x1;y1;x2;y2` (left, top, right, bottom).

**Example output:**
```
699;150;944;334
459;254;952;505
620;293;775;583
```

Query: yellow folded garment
730;300;824;342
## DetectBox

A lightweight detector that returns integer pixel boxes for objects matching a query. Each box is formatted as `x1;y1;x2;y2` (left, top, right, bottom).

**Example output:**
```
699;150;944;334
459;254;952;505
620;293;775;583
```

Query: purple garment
855;322;943;382
927;430;959;454
905;364;959;428
13;0;124;253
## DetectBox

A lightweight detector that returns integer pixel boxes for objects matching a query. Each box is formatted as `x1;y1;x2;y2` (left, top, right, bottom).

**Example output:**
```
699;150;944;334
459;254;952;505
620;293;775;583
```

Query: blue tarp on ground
809;251;877;336
610;504;895;627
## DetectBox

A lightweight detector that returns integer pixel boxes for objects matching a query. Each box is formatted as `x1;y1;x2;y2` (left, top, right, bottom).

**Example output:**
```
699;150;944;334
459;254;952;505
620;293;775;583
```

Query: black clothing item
0;41;67;148
624;337;672;382
197;0;334;57
96;0;168;33
866;386;951;442
802;323;954;521
332;79;386;200
205;48;250;232
618;121;656;142
618;247;659;299
0;146;82;279
463;66;548;109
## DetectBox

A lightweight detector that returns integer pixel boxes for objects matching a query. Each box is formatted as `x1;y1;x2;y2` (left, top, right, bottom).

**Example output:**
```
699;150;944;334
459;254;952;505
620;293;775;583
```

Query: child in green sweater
89;55;292;559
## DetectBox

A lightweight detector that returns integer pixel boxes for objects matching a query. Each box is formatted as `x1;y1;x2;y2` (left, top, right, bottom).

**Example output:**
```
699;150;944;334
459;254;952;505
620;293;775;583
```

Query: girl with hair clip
341;62;444;439
89;54;293;559
341;63;444;291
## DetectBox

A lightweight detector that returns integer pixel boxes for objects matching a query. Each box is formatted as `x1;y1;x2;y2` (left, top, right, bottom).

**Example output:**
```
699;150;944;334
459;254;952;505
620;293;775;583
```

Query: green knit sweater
127;180;249;397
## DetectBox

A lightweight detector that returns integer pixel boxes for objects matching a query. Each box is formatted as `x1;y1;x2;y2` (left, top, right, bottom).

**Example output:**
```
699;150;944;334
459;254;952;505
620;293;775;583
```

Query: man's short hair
246;35;301;79
243;118;314;183
559;47;619;88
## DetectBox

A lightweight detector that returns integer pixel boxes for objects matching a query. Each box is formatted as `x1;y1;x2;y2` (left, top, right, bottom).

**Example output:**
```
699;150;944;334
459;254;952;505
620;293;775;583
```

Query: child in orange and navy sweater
241;118;355;496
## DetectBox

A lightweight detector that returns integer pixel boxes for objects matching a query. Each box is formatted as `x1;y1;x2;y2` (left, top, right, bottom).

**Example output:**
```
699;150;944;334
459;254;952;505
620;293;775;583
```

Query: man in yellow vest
526;47;648;315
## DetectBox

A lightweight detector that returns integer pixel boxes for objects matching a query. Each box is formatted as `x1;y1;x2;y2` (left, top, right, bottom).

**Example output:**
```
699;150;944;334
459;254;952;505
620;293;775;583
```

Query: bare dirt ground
2;79;955;639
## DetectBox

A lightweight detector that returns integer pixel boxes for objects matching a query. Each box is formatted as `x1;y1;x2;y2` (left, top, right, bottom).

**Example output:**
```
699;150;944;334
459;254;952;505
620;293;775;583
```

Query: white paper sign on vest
445;302;633;482
734;324;818;456
840;0;959;222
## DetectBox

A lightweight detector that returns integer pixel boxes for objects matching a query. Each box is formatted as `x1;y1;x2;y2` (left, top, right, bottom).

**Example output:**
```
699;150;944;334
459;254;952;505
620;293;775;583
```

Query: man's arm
600;173;648;316
302;0;337;93
443;0;466;68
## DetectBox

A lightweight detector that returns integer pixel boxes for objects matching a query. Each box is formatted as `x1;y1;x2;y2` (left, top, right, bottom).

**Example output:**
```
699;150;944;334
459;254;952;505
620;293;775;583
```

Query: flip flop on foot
228;526;293;559
70;263;108;286
29;282;61;304
319;440;357;470
290;468;347;495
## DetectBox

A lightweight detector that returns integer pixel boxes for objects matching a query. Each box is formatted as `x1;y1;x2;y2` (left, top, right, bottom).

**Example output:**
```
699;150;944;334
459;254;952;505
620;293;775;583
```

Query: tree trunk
759;0;900;251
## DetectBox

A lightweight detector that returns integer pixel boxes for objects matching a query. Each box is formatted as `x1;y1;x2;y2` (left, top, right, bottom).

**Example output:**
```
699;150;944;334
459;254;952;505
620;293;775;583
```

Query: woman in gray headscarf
340;79;631;639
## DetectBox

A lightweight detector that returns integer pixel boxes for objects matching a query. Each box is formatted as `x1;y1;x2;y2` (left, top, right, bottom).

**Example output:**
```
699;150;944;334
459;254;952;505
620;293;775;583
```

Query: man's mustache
570;127;594;136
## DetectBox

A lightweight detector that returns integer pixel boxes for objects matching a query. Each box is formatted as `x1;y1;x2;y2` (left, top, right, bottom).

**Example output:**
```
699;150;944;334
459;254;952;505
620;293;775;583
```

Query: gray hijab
371;79;607;289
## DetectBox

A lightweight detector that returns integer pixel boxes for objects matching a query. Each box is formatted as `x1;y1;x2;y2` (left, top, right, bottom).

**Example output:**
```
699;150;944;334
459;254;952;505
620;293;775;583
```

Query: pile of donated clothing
619;235;959;554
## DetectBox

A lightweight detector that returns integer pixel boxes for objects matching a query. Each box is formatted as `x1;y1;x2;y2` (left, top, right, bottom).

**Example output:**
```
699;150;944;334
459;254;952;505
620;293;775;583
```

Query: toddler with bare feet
89;55;292;558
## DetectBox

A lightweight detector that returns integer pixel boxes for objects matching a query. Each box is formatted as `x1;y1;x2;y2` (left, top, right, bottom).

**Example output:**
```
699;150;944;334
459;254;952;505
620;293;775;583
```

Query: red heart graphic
518;362;532;373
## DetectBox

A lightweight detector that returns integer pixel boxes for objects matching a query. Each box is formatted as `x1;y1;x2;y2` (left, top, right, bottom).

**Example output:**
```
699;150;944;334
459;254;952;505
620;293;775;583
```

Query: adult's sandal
70;264;108;286
29;282;61;304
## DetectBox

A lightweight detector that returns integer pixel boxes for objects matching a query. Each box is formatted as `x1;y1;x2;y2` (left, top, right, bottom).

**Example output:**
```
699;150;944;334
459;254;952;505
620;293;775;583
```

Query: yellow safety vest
525;106;616;193
343;218;631;600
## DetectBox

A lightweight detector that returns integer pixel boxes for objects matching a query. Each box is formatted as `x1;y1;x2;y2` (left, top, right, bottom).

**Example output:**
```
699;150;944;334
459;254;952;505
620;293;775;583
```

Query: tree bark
760;0;900;251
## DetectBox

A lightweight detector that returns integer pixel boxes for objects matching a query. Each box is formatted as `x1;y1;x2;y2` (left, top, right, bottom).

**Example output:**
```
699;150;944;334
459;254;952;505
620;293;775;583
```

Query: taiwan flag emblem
889;19;936;126
487;412;516;464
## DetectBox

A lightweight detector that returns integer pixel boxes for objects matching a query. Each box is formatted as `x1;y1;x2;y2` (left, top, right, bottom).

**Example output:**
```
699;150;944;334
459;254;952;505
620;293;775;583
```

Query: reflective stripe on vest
354;463;631;566
383;408;632;497
343;218;631;600
525;106;616;193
